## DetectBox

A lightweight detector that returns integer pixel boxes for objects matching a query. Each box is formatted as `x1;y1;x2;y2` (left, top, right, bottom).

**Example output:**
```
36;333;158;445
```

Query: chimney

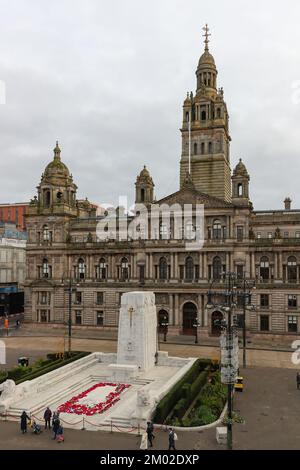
284;197;292;210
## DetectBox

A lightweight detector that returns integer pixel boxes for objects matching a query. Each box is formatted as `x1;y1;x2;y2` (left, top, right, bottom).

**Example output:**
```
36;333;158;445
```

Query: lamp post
207;272;238;451
193;319;201;344
161;318;169;342
61;276;79;356
235;276;256;369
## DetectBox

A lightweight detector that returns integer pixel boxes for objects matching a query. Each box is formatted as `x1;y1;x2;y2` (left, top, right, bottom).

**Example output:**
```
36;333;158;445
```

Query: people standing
20;411;30;434
296;372;300;390
146;421;155;448
52;413;60;440
44;407;52;429
168;427;177;451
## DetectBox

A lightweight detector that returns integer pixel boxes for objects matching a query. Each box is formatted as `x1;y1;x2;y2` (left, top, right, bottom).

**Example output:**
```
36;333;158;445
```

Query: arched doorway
182;302;197;335
211;311;223;336
158;310;169;333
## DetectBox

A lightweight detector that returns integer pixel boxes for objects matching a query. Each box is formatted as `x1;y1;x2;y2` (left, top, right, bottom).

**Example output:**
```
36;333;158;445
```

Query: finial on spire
53;140;61;159
202;23;211;52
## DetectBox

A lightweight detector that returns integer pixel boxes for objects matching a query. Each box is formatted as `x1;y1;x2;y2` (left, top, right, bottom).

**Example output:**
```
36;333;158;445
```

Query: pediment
156;188;233;209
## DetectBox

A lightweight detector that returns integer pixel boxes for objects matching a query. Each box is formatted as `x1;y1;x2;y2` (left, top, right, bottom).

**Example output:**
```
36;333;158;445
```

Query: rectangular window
39;291;50;305
288;295;297;308
180;265;184;280
195;265;199;279
288;316;297;332
257;232;261;239
139;265;145;283
75;310;82;325
267;232;273;239
96;292;104;305
296;232;300;238
236;265;244;279
75;292;82;304
260;294;269;308
39;310;50;323
284;232;289;238
260;315;269;331
96;311;104;326
237;226;244;241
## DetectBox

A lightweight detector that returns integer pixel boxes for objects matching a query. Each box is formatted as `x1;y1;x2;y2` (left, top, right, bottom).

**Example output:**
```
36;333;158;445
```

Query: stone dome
139;165;150;178
233;158;249;177
43;142;71;181
198;51;216;69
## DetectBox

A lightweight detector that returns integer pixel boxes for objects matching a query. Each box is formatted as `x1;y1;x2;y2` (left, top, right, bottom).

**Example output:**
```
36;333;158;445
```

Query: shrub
152;358;210;423
173;398;187;419
196;405;217;425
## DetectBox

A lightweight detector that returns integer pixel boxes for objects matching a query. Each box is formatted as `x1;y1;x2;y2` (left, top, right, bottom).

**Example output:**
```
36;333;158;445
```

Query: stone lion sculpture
0;379;16;401
137;389;151;408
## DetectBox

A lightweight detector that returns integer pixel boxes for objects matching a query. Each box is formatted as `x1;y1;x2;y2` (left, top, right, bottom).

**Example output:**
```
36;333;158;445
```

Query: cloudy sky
0;0;300;210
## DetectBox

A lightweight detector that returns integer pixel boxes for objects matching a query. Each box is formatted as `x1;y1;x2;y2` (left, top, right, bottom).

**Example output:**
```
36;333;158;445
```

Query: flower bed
58;382;131;416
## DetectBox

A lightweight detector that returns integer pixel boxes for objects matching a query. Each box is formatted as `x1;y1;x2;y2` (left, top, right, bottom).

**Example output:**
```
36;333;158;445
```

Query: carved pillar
174;294;179;326
169;294;174;325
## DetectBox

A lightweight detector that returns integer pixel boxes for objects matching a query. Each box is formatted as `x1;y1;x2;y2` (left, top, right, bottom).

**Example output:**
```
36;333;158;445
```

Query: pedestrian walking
296;372;300;390
146;421;155;448
52;413;60;440
44;407;52;429
20;411;30;434
168;427;177;451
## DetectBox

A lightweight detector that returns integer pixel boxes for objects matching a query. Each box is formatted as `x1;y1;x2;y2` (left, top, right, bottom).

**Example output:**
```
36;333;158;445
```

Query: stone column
174;294;179;326
174;253;178;279
170;252;174;279
279;252;283;279
203;253;208;279
149;253;153;279
169;294;174;325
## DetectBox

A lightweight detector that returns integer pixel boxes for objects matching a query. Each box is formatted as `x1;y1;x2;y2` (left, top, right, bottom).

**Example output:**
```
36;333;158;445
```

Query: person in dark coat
52;414;60;440
296;372;300;390
44;407;52;429
168;428;176;451
146;421;155;448
20;411;30;434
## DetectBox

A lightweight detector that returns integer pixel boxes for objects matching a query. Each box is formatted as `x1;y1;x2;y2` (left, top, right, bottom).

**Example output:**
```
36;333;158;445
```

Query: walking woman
20;411;30;434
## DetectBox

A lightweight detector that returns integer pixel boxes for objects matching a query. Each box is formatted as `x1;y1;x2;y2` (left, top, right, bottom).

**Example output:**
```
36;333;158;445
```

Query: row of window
260;294;298;309
257;231;300;239
37;255;300;282
260;315;298;333
38;309;105;326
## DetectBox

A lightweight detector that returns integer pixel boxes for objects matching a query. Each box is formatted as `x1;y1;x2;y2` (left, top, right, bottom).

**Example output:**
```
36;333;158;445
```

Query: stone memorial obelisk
117;291;157;371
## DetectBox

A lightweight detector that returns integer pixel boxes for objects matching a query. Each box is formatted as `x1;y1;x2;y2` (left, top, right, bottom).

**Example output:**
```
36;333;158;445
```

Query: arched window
238;183;243;197
42;258;50;278
44;190;51;207
159;257;168;280
260;256;269;281
121;257;129;280
185;257;194;280
212;256;222;281
208;142;212;153
140;188;145;202
201;110;206;121
194;143;197;155
98;257;107;279
287;256;297;283
159;223;169;240
213;220;222;239
43;225;50;241
201;142;205;155
78;258;86;279
216;108;221;119
185;222;194;240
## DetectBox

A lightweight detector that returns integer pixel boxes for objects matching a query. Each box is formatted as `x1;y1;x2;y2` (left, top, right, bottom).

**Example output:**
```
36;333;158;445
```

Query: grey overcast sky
0;0;300;210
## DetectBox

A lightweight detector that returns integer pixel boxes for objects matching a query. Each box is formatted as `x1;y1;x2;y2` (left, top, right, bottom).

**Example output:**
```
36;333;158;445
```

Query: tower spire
202;23;211;52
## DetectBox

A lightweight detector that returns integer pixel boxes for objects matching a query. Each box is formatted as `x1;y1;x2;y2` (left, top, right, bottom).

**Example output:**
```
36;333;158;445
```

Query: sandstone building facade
24;32;300;339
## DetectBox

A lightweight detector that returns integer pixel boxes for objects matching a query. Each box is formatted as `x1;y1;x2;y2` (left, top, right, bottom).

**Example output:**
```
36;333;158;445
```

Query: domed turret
42;141;72;184
196;24;218;94
232;158;251;206
135;165;155;204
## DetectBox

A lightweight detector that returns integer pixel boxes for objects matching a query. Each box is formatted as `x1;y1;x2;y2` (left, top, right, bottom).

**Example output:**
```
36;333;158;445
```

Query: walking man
52;413;60;440
44;407;52;429
146;421;155;448
168;427;177;451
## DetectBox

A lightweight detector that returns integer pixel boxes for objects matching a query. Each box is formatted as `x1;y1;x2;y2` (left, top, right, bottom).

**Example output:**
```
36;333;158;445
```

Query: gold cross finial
202;24;211;52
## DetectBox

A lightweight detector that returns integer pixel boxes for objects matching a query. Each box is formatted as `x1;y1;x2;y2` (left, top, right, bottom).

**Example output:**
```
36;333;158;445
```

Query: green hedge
152;358;213;424
0;351;90;385
16;351;90;384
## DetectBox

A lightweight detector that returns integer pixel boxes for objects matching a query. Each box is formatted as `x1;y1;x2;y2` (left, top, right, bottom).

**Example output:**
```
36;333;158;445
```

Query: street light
61;276;80;356
193;318;201;344
160;317;169;342
207;271;238;451
235;277;256;368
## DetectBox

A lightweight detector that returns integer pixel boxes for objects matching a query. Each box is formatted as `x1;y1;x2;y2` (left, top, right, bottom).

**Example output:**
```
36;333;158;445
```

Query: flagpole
188;105;191;175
